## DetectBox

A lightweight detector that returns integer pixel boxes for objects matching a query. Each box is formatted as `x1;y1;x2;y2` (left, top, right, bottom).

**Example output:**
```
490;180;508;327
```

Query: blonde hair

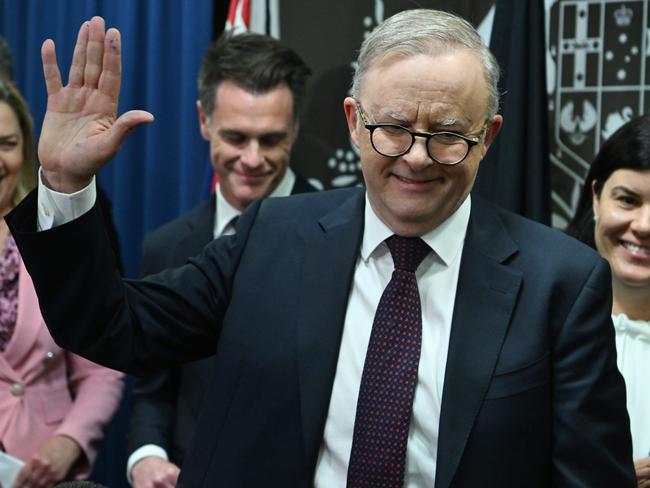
0;79;36;206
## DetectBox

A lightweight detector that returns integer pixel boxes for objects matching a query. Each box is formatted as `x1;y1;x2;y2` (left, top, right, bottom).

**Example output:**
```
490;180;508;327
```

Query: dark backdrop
1;1;550;486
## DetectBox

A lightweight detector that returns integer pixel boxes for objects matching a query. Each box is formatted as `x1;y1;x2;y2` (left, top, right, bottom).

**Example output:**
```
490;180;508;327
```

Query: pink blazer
0;259;124;478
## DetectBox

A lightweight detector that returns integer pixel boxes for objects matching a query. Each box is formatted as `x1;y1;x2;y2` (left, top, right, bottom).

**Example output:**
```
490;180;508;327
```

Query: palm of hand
40;85;117;177
38;16;153;193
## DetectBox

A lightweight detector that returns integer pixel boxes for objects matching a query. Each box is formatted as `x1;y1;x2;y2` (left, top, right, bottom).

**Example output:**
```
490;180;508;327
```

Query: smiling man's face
344;49;502;236
198;80;297;211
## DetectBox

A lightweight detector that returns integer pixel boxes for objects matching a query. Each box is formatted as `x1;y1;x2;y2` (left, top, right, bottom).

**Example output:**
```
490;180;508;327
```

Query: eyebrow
376;110;409;123
374;110;466;129
219;127;289;137
219;128;289;139
609;185;641;197
436;119;463;127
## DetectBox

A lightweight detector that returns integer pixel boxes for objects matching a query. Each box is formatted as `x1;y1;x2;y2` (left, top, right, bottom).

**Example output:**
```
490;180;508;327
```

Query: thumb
104;109;155;151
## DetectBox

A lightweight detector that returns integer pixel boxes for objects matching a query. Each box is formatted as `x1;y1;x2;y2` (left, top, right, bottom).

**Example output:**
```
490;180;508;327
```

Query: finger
14;464;29;484
41;39;62;96
68;20;89;87
99;109;154;156
84;16;106;88
98;27;122;102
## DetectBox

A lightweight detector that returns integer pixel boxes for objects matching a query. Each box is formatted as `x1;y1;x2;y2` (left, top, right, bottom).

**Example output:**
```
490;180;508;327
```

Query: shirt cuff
126;444;169;485
37;168;97;230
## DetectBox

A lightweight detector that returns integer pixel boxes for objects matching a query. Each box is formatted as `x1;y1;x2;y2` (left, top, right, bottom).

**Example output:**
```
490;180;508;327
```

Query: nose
240;140;265;169
631;205;650;236
401;137;433;172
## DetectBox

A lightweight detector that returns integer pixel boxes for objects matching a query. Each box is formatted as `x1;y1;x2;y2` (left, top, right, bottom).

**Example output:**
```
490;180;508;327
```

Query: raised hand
38;16;154;193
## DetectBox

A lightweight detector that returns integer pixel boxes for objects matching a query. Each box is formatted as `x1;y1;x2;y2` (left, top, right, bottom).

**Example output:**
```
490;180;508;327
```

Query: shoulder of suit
290;171;320;195
247;187;363;228
143;198;214;250
483;199;602;268
262;186;362;211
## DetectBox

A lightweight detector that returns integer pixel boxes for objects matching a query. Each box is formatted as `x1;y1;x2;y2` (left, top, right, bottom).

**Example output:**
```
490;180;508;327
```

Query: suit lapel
175;196;216;260
295;189;365;468
435;198;523;488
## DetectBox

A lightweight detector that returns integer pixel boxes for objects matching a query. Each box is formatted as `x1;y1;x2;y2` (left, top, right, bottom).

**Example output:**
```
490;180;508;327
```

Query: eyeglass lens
371;126;470;164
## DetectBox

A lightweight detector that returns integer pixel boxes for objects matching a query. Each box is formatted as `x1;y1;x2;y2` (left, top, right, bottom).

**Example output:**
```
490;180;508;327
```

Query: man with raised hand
9;12;634;487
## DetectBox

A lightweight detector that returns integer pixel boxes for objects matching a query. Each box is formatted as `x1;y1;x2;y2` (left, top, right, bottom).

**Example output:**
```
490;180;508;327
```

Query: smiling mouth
393;174;439;185
622;241;650;256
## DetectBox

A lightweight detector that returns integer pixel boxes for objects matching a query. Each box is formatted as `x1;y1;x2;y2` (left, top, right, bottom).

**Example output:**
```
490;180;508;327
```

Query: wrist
41;169;94;194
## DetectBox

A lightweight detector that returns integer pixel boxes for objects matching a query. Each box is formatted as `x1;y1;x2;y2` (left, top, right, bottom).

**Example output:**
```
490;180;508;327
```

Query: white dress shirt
612;313;650;461
214;168;295;238
36;167;296;233
313;195;470;487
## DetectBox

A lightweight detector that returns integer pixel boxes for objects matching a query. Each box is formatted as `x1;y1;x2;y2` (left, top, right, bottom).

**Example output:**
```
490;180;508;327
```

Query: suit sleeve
552;258;635;486
127;234;181;459
6;190;257;376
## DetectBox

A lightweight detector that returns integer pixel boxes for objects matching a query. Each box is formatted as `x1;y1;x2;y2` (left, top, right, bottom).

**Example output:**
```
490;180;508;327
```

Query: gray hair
351;9;501;119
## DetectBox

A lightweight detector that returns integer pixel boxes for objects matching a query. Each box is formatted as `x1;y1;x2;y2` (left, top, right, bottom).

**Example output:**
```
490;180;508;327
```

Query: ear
591;180;600;220
480;114;503;158
343;97;361;148
289;120;300;144
197;100;210;141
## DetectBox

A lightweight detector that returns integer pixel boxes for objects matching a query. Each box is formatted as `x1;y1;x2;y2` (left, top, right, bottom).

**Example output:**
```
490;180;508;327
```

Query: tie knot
386;235;430;273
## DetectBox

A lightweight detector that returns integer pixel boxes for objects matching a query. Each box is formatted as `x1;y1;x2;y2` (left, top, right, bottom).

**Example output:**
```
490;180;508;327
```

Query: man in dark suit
125;33;315;488
9;10;635;487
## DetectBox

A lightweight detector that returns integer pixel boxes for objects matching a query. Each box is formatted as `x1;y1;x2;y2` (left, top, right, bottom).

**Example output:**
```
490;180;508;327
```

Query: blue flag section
1;0;214;279
475;0;551;225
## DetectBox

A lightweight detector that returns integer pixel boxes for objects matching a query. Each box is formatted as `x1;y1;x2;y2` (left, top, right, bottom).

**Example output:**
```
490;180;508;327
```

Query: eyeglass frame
355;101;489;166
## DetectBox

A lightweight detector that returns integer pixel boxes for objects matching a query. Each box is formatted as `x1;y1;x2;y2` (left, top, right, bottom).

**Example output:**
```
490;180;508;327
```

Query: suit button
10;382;24;396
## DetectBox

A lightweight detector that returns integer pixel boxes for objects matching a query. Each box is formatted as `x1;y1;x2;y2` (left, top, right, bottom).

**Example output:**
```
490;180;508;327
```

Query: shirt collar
360;193;471;266
269;167;295;198
214;168;296;238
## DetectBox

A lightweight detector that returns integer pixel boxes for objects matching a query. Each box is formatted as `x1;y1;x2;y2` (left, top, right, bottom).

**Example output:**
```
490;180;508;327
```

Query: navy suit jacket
127;174;317;466
8;187;634;487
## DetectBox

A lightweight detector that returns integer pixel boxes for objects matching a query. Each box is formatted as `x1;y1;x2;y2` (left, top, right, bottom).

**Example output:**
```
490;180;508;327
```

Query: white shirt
313;195;470;487
214;168;295;238
612;313;650;461
35;168;295;235
36;174;470;485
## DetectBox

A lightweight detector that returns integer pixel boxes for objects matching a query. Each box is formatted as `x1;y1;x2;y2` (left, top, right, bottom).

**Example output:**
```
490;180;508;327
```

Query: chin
615;271;650;289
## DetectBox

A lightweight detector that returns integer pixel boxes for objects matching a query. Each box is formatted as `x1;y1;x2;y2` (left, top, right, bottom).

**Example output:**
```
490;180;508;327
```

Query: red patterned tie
347;235;431;488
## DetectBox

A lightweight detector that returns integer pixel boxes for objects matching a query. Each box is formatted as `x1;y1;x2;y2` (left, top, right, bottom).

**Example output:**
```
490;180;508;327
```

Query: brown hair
0;79;36;206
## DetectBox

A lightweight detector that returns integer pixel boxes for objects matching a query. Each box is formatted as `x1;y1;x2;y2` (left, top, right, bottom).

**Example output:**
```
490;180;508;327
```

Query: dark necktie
347;235;431;488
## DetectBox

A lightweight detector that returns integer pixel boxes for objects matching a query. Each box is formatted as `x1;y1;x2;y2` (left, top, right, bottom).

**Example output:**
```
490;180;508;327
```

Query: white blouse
613;313;650;461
